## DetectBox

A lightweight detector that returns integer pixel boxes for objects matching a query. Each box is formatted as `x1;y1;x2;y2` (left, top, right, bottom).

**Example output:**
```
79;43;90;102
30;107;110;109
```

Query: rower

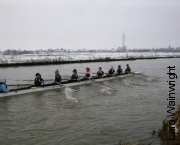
34;73;45;86
0;78;10;93
69;69;80;82
124;64;131;74
107;66;115;77
96;67;104;78
116;65;123;75
54;69;61;84
84;67;92;79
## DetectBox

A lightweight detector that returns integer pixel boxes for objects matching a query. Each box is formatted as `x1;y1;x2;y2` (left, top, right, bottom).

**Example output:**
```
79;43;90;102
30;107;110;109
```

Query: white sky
0;0;179;50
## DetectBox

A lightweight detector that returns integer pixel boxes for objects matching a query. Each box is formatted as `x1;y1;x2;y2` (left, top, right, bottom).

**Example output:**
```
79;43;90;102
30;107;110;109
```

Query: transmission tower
122;33;125;48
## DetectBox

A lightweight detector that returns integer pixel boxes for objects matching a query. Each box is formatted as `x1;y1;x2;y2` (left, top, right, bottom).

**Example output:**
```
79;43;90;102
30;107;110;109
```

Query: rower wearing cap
107;66;115;77
54;69;61;84
96;67;104;78
34;73;45;86
116;65;123;75
84;67;92;79
124;64;131;74
69;69;80;82
0;78;10;93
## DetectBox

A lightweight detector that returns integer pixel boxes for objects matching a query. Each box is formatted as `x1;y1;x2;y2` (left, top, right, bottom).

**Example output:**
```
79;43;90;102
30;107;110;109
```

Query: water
0;58;180;145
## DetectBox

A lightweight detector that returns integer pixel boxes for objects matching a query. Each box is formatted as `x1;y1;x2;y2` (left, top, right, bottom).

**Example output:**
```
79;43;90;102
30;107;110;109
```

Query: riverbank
0;55;179;67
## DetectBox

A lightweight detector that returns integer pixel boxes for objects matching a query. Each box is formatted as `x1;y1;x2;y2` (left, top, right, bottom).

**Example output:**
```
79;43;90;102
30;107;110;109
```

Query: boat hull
0;74;134;98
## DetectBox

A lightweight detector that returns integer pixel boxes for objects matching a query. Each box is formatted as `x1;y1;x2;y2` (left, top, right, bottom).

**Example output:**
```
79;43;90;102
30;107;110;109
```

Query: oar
136;74;150;77
20;83;78;92
9;86;32;92
132;72;150;77
132;72;154;81
79;72;109;74
22;78;68;81
58;83;79;92
91;79;116;90
55;75;85;78
43;82;79;92
48;75;73;77
7;84;32;87
8;82;78;92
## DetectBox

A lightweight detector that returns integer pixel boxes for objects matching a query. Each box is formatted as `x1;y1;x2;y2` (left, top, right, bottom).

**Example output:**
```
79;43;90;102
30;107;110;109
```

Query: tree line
3;49;34;55
127;47;180;52
2;47;180;55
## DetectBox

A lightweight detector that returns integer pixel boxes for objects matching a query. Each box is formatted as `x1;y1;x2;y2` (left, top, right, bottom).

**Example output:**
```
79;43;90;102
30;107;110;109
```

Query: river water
0;58;180;145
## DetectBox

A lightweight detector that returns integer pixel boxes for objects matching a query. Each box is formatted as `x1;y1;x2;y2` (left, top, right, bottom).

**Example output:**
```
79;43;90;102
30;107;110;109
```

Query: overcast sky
0;0;179;50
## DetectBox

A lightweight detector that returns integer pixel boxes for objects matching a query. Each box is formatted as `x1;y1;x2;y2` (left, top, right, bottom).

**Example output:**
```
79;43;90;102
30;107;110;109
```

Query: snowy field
0;52;180;64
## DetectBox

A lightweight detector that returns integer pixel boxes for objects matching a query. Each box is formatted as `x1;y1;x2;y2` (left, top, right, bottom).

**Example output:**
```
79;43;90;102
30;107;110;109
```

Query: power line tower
122;33;125;48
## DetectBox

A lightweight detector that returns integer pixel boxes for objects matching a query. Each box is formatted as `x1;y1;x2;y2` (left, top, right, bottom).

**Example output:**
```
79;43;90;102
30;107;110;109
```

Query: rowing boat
0;73;137;98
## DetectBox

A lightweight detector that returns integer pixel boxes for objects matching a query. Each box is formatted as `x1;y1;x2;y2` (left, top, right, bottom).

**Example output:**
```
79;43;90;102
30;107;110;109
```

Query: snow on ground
0;52;180;64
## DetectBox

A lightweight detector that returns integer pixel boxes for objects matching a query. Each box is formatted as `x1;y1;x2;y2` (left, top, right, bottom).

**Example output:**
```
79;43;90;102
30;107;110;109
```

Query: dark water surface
0;59;180;145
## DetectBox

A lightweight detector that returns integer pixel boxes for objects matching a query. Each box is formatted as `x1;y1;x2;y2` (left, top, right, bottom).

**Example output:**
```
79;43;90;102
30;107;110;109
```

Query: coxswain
96;67;104;78
124;64;131;74
116;65;123;75
69;69;80;82
0;78;10;93
54;69;61;84
84;67;92;79
107;66;115;77
34;73;45;86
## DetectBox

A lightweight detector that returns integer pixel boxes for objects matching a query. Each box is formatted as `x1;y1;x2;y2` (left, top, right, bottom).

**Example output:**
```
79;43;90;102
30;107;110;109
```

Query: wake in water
123;80;140;87
147;77;154;81
99;88;112;94
65;88;78;102
136;71;155;82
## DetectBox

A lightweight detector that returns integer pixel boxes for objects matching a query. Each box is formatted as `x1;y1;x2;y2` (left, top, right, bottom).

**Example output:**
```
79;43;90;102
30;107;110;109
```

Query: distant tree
175;47;180;52
35;50;40;54
3;49;11;55
3;49;34;55
47;48;54;52
11;49;18;55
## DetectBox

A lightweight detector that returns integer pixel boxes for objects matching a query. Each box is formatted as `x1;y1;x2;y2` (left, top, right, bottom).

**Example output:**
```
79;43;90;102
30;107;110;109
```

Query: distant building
167;44;174;52
168;44;171;49
111;48;115;52
117;46;127;52
54;48;60;51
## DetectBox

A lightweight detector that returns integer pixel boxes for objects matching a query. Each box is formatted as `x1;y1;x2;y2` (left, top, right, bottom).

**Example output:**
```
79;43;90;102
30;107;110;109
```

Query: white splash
65;88;78;102
147;77;154;81
123;80;140;87
99;88;111;94
124;80;130;86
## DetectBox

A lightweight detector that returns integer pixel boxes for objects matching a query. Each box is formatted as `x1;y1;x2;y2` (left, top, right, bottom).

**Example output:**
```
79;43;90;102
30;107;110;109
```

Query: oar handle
7;84;32;86
23;79;68;81
9;86;32;92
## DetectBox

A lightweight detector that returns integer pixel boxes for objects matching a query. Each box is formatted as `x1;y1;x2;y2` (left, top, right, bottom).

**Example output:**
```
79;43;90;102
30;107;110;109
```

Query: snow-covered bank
0;52;180;64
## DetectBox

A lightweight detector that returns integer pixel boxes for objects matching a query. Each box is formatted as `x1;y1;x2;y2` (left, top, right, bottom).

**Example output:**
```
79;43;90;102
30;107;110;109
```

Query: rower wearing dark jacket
96;67;104;78
34;73;45;86
107;66;115;77
116;65;123;75
69;69;80;82
124;64;131;74
54;69;61;84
